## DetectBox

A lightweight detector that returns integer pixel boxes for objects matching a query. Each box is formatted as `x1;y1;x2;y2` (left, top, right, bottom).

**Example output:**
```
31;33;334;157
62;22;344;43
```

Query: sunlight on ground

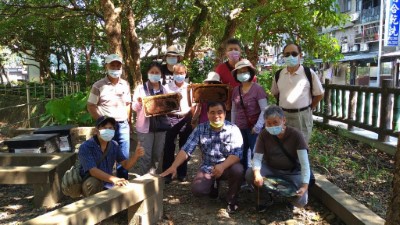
4;204;22;211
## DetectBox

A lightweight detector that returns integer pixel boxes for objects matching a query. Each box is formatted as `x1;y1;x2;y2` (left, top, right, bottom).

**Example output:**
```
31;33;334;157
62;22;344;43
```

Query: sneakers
227;203;239;214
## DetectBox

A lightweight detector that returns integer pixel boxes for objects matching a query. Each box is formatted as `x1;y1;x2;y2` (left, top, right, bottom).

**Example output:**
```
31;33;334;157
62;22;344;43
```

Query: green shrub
40;91;93;126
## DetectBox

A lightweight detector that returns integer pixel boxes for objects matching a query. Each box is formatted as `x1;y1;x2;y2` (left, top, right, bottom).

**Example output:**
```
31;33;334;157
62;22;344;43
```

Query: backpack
275;66;313;106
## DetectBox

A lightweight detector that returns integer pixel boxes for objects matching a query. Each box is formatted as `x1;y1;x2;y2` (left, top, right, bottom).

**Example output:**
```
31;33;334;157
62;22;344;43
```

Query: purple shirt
232;83;267;129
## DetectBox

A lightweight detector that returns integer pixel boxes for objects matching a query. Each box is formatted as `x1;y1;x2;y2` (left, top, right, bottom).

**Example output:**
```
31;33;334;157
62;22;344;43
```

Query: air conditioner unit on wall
341;43;349;53
360;43;369;51
349;13;360;22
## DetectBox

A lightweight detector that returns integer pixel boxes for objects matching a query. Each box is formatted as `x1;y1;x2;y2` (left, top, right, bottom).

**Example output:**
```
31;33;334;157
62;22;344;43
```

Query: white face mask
99;129;115;142
166;57;178;65
107;69;122;78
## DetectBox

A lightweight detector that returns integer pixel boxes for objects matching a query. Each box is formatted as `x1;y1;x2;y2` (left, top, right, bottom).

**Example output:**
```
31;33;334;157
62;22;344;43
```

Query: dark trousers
162;115;192;178
191;163;244;205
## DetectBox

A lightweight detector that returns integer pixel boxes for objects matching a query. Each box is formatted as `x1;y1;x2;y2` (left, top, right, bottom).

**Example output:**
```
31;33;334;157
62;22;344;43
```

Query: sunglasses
283;51;300;57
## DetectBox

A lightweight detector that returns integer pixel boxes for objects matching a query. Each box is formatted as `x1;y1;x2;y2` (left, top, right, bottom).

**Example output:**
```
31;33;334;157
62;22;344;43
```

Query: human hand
254;173;263;187
160;167;177;179
191;117;199;129
296;184;309;197
111;177;129;186
137;97;142;105
134;141;145;159
211;164;224;178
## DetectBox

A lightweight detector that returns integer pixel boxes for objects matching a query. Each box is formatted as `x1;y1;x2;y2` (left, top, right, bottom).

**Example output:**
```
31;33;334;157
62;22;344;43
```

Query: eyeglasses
283;51;299;57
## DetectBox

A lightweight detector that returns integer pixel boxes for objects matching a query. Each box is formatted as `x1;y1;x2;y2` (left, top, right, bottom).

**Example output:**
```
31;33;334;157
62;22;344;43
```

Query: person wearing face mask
215;38;243;88
161;45;182;85
271;43;324;143
231;59;268;176
87;54;132;180
162;64;193;183
78;116;145;197
161;102;244;214
245;105;311;210
132;62;171;175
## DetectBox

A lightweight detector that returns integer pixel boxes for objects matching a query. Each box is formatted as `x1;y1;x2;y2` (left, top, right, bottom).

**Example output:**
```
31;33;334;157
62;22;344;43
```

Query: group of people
77;39;324;214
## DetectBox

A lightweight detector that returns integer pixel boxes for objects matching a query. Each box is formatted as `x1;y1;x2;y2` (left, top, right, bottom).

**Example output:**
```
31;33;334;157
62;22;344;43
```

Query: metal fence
0;82;80;129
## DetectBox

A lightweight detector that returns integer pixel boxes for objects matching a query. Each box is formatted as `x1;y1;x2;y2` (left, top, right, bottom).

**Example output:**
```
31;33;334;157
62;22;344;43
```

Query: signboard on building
385;0;400;46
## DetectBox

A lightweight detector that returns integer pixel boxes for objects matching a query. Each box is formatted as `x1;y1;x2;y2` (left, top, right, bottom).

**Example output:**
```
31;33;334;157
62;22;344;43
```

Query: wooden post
342;89;347;119
331;88;336;117
378;79;393;142
323;79;331;124
372;92;379;127
348;89;356;131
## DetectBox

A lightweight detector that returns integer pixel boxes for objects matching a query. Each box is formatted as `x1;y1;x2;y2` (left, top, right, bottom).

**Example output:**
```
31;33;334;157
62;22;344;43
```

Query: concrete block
310;173;385;225
24;174;164;225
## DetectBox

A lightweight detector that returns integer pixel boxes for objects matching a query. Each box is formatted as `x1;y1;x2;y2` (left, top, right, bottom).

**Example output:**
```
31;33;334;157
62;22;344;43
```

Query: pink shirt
232;83;267;129
132;81;169;133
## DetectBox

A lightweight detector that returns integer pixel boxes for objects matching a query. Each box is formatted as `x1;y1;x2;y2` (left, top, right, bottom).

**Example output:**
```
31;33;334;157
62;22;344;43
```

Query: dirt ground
0;146;344;225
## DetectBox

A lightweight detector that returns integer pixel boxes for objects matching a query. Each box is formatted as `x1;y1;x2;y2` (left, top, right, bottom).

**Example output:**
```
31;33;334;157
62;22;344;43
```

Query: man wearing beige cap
161;45;183;85
87;53;132;180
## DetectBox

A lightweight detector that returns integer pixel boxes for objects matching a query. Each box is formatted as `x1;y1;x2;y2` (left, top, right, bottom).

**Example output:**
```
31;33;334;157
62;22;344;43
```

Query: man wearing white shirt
271;43;324;143
162;63;193;183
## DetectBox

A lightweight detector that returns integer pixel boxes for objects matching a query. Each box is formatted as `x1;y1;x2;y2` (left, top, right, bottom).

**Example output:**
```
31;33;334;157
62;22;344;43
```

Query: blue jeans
113;120;130;179
240;128;258;173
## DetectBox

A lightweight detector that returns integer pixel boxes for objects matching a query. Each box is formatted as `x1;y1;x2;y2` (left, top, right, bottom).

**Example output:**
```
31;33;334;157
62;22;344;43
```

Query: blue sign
385;0;400;46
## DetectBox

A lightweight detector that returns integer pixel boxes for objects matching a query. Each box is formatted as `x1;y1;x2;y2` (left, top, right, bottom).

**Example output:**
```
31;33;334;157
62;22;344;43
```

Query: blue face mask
237;72;251;82
99;129;115;142
284;55;299;67
148;74;161;83
265;125;283;135
166;57;178;65
173;74;186;83
107;69;122;78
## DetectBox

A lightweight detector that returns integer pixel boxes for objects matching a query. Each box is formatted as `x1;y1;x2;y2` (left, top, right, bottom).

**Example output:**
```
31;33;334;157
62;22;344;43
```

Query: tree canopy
0;0;346;86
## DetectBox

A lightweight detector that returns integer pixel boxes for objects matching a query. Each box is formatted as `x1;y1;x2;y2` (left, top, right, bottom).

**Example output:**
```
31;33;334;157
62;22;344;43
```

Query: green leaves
41;91;93;126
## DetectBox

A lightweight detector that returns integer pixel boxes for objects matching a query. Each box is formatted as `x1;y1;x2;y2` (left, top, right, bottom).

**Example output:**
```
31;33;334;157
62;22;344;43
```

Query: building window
356;0;362;11
339;0;351;12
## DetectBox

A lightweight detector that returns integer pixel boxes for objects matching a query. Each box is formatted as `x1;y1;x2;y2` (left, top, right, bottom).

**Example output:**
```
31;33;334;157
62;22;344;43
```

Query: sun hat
166;45;181;56
203;72;221;83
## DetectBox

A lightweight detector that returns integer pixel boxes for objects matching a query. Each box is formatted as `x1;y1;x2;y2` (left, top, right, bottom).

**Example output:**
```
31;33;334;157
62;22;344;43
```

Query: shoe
177;176;186;182
227;204;239;214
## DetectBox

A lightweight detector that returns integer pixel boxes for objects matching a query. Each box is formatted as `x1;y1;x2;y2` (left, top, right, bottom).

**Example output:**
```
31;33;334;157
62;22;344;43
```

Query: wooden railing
314;79;400;142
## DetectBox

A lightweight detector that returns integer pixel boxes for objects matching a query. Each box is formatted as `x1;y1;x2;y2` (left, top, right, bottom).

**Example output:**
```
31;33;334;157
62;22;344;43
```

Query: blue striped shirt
182;121;243;173
78;136;126;177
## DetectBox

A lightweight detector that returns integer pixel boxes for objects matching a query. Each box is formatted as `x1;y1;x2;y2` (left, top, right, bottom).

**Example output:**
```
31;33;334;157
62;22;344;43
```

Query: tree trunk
125;3;142;87
385;135;400;225
100;0;123;56
215;14;240;64
183;0;209;60
83;44;95;86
